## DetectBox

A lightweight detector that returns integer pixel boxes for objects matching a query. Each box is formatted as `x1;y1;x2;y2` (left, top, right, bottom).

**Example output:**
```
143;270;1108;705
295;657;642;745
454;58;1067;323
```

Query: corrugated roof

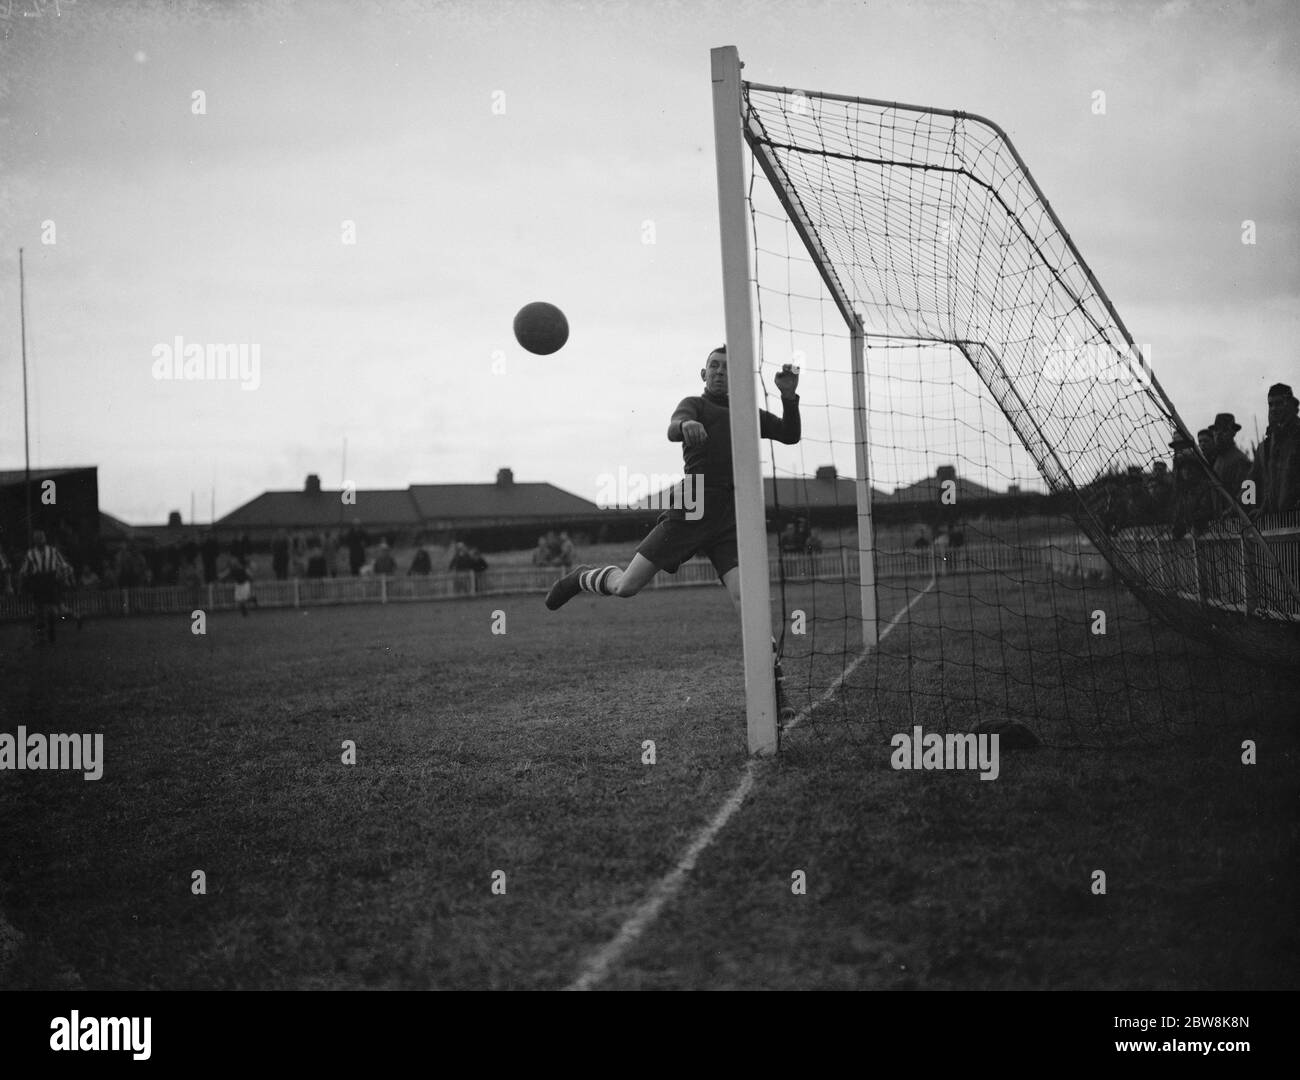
409;483;600;520
0;466;96;485
99;511;135;540
766;476;888;509
214;481;601;529
218;489;422;528
883;473;1002;503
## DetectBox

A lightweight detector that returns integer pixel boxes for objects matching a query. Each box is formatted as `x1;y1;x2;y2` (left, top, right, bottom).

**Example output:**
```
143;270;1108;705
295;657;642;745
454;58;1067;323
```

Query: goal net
711;48;1300;753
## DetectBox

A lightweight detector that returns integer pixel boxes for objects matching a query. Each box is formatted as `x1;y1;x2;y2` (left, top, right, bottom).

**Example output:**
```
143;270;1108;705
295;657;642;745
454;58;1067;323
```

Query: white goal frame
710;45;879;756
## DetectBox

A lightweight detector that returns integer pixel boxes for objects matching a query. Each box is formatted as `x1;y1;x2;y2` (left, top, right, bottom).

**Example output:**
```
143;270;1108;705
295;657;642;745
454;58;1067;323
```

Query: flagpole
19;248;31;547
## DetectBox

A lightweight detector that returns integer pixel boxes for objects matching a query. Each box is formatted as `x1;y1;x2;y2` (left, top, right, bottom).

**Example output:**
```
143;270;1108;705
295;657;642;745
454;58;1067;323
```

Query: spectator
1144;460;1174;521
1211;412;1252;516
1196;427;1217;467
532;535;552;566
558;531;576;570
158;544;181;586
795;515;822;553
373;542;397;576
322;530;340;577
1170;433;1213;539
201;531;220;584
468;547;489;580
448;541;479;595
344;519;369;576
409;548;433;575
177;556;202;590
448;541;474;571
1250;382;1300;517
115;543;148;589
1121;466;1151;526
271;529;291;580
333;542;352;578
306;539;328;579
932;528;951;575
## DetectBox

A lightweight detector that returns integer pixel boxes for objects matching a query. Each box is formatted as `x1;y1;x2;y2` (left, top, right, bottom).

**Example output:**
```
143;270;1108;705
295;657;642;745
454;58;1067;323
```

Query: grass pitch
0;574;1295;990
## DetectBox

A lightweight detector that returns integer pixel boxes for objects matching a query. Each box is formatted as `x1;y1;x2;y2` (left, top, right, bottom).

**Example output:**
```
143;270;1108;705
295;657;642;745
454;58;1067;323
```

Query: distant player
545;344;801;718
19;530;76;643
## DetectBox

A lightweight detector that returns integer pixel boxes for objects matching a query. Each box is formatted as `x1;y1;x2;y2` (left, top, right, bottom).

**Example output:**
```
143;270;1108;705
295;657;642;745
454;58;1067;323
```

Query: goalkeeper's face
702;351;728;395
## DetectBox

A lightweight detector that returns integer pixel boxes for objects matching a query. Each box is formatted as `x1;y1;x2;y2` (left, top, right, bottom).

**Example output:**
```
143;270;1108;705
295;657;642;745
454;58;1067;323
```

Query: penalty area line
564;577;935;991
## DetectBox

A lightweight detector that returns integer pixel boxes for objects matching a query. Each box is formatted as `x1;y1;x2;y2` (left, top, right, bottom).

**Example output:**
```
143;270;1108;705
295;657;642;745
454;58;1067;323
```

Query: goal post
711;45;778;756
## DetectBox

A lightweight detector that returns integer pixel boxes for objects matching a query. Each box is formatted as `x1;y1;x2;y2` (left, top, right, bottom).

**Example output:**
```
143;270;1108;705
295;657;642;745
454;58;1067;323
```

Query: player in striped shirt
545;344;801;719
20;530;77;643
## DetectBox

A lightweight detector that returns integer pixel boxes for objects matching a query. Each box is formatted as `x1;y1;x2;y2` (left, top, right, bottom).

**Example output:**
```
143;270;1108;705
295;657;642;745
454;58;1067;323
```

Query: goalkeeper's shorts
635;491;738;579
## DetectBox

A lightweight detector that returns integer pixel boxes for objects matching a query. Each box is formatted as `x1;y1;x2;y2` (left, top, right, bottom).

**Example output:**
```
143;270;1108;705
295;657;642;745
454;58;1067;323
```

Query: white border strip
565;577;936;991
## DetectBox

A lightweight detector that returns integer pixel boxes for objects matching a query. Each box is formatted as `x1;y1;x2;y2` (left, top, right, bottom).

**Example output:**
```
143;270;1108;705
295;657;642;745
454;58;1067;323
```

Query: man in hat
1250;382;1300;517
1210;412;1252;517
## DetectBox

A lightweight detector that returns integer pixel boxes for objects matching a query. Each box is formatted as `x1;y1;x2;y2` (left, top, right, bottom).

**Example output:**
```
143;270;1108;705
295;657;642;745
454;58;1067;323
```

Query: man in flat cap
1250;383;1300;517
1210;412;1252;517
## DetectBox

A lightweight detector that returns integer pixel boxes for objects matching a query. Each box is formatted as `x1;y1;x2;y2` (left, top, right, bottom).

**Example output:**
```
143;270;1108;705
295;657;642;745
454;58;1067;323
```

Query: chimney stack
306;474;322;495
496;468;514;488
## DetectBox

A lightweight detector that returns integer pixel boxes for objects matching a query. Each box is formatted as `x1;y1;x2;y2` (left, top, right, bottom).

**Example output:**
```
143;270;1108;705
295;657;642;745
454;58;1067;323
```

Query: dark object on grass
971;720;1040;749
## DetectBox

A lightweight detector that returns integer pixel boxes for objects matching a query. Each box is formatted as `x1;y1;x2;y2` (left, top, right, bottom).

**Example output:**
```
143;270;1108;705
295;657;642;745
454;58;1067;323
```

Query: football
513;301;570;355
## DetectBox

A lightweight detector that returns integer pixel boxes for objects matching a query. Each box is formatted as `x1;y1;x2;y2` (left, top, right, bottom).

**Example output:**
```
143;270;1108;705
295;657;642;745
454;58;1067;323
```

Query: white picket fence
0;544;1015;621
2;533;1294;621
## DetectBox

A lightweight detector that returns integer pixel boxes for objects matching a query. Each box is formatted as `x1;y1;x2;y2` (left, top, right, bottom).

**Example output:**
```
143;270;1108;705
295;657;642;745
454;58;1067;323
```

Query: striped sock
579;566;620;595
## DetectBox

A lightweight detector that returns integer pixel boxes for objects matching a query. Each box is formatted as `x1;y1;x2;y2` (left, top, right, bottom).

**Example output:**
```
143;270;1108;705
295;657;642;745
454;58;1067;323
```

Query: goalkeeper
545;345;801;711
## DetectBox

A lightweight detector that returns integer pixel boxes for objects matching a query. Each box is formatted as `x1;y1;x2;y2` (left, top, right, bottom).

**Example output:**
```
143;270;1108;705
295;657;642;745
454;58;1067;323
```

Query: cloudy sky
0;0;1296;524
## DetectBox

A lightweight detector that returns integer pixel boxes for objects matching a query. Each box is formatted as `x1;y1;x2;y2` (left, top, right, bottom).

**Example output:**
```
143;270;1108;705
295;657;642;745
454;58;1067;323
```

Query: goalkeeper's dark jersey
669;389;801;495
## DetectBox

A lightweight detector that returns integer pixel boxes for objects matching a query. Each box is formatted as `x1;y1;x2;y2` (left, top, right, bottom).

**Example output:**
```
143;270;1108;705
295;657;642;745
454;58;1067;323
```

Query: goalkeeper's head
701;344;728;397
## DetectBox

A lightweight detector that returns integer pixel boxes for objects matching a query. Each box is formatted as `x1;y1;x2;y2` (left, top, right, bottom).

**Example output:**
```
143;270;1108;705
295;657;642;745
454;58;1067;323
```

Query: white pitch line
565;576;936;991
567;762;757;991
782;575;935;736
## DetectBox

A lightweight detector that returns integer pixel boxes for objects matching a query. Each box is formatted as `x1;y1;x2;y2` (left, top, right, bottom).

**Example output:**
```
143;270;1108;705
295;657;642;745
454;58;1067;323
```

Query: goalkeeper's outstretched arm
761;364;801;444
